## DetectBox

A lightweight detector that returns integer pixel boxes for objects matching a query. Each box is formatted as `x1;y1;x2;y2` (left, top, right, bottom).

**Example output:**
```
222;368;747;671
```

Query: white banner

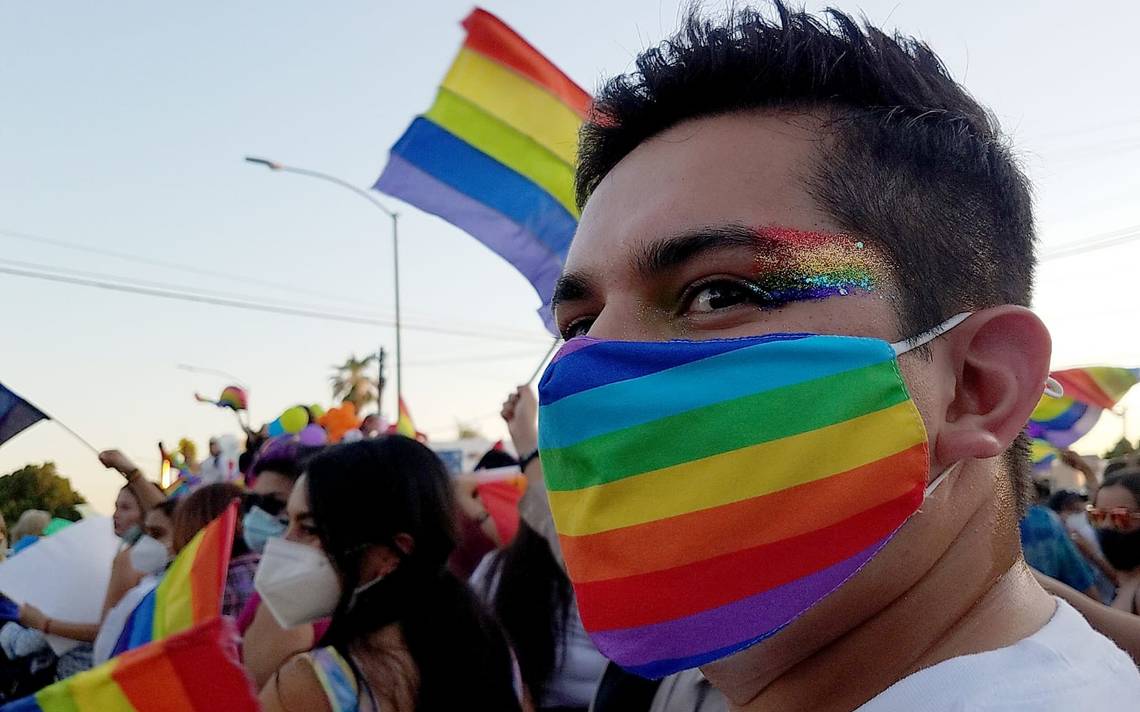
0;516;121;654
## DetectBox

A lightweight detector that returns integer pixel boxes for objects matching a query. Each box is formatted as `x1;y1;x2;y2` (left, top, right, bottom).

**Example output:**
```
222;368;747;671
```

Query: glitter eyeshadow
749;226;884;302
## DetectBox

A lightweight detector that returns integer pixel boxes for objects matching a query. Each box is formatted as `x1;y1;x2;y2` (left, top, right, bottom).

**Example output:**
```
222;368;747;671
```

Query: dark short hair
250;436;322;482
1100;469;1140;507
1047;489;1085;513
474;448;518;471
152;498;180;519
575;2;1036;512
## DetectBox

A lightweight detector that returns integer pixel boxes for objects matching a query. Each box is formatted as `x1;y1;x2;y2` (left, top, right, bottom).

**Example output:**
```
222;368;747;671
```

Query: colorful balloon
319;402;361;444
279;406;309;435
267;419;285;437
218;386;248;411
299;424;329;446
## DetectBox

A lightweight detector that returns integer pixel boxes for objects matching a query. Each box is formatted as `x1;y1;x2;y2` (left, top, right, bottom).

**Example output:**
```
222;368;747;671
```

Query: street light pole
244;156;403;412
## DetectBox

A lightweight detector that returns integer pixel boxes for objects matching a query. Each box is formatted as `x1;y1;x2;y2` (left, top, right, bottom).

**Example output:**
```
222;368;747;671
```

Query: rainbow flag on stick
110;502;237;656
0;618;258;711
394;397;418;439
374;8;589;331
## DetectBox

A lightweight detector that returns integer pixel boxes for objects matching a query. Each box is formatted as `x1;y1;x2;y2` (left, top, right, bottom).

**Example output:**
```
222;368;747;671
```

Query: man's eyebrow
633;225;763;277
551;272;596;312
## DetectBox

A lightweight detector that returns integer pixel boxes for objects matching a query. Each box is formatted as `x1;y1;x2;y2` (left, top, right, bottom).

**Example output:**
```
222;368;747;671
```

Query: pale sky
2;1;1138;514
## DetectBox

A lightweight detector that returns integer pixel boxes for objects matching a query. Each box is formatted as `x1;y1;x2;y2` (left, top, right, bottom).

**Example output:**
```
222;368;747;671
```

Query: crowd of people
4;2;1140;709
0;388;609;710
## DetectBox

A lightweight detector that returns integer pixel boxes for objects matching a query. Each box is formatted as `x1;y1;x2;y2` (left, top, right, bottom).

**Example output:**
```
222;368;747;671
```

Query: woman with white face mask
257;437;522;712
92;499;179;665
14;450;166;680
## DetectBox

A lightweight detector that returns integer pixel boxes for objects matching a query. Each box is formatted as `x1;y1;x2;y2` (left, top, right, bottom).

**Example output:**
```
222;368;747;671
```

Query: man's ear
932;306;1051;465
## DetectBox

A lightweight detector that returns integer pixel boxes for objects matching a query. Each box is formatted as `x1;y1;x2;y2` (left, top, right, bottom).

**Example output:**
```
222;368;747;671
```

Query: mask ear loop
924;461;962;497
891;312;973;356
1044;377;1064;399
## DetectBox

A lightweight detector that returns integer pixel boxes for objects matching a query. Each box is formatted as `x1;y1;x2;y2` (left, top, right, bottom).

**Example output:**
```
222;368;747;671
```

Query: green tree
330;353;380;412
456;421;484;440
1104;438;1136;461
0;462;86;524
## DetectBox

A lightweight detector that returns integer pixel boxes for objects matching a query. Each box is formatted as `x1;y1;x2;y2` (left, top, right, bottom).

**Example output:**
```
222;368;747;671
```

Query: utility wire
0;227;552;340
403;349;549;367
0;255;382;319
0;262;551;345
1040;225;1140;261
0;227;362;306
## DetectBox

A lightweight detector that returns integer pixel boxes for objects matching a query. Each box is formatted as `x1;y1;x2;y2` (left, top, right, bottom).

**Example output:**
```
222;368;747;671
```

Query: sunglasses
243;492;287;518
1085;505;1140;531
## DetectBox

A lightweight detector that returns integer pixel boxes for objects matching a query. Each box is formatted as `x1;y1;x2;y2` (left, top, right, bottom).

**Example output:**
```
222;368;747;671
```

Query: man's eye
561;318;595;340
686;281;767;314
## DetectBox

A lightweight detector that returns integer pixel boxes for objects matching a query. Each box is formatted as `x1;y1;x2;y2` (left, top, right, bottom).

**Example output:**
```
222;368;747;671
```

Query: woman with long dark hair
258;437;522;712
465;449;606;711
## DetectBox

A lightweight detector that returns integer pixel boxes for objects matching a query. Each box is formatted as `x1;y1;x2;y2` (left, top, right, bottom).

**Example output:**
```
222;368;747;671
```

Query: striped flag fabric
0;382;48;448
394;397;417;439
374;8;589;331
0;618;258;711
1028;366;1140;450
538;335;929;676
110;502;237;656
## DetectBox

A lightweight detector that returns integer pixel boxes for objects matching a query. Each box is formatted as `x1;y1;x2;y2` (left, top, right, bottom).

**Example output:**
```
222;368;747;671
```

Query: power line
0;262;552;345
0;226;553;340
0;255;386;319
403;349;548;367
0;227;363;307
1040;225;1140;261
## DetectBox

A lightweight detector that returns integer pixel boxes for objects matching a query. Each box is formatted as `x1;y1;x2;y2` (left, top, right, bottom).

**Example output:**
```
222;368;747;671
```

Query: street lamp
244;156;404;412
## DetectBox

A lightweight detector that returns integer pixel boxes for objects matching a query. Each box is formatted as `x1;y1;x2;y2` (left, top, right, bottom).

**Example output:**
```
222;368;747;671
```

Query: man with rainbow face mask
505;4;1140;711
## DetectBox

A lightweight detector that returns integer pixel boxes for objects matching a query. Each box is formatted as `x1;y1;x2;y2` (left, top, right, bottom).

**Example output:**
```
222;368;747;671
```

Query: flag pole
526;338;562;386
244;157;404;421
52;420;101;457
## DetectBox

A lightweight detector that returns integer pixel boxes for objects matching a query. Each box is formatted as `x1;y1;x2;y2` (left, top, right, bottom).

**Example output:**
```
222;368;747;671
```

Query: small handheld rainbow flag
110;502;237;656
394;397;418;439
0;618;258;711
374;8;589;331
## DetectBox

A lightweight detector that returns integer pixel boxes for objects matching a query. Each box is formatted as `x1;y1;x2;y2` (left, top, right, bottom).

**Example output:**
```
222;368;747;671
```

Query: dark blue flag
0;382;48;447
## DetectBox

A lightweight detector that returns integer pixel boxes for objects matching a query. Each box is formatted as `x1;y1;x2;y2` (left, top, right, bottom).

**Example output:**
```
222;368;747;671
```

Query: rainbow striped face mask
537;314;971;678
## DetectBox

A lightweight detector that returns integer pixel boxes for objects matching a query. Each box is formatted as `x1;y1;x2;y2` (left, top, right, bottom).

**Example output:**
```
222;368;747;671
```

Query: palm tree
330;352;380;412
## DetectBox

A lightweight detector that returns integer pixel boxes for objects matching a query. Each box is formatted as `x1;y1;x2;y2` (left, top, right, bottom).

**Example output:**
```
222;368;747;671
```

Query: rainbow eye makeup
748;226;884;302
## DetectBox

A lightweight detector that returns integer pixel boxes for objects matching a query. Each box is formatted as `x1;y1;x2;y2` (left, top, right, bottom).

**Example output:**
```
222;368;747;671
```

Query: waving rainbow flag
374;8;589;331
1029;367;1140;450
0;618;257;712
110;503;237;656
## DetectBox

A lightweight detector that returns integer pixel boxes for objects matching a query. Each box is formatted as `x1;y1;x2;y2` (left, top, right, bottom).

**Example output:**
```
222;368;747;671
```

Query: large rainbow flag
0;618;258;711
110;502;237;656
538;335;929;677
374;8;589;331
1028;366;1140;452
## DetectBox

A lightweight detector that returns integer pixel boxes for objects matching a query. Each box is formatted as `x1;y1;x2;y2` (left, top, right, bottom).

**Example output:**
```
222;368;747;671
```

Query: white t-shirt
858;598;1140;711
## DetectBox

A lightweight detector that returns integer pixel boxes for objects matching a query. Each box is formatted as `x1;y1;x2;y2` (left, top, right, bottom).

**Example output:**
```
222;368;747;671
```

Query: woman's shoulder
260;647;355;712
